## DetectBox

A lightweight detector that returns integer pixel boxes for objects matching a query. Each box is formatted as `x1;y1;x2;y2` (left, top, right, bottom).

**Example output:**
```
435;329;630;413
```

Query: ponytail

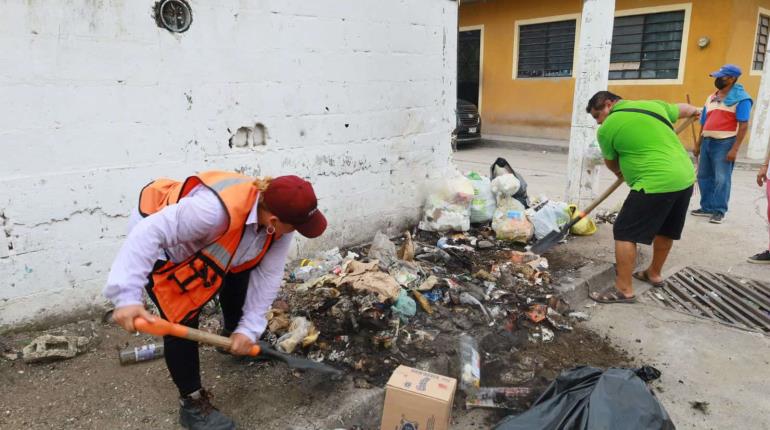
253;176;273;195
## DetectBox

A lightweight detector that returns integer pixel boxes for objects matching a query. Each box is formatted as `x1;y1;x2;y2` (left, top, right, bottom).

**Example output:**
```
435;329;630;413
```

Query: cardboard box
380;365;457;430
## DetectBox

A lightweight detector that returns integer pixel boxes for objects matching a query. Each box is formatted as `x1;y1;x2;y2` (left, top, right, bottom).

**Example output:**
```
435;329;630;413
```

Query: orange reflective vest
138;171;274;323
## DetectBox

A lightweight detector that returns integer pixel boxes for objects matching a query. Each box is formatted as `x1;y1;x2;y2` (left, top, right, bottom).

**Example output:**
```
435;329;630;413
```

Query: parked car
453;99;481;150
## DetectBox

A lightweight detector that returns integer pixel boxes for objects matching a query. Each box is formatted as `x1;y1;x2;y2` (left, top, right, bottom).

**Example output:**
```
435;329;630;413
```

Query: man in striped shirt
692;64;753;224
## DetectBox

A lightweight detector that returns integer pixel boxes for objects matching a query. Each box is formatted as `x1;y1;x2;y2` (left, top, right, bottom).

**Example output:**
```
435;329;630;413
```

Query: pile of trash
420;158;597;243
266;226;586;389
254;158;609;408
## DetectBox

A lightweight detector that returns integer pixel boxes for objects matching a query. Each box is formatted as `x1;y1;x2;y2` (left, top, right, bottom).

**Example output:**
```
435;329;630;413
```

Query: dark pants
145;267;250;397
697;136;736;215
613;186;694;245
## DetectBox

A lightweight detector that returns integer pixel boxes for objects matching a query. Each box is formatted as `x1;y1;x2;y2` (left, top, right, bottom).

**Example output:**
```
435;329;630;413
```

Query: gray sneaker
691;208;712;217
709;213;724;224
748;250;770;264
179;389;236;430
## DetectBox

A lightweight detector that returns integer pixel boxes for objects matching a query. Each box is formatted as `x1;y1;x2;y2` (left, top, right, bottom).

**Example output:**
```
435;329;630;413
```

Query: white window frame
750;7;770;76
459;25;485;113
610;3;692;86
512;13;581;80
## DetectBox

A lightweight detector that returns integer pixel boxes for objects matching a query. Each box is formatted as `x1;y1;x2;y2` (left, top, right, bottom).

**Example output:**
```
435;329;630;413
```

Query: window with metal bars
753;14;770;71
516;19;576;78
609;10;685;80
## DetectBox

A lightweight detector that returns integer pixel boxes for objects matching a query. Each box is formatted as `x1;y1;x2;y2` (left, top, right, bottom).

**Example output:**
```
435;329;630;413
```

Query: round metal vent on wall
156;0;192;33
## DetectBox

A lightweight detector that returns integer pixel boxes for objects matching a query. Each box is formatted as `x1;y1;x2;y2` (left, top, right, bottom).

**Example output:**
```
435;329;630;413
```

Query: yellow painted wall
459;0;583;140
459;0;770;147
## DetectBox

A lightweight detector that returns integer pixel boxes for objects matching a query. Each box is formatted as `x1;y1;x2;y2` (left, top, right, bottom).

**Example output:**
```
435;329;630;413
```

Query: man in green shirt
585;91;701;303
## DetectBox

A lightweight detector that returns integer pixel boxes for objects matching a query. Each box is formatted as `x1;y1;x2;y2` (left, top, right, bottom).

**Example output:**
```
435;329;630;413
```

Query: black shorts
613;186;694;245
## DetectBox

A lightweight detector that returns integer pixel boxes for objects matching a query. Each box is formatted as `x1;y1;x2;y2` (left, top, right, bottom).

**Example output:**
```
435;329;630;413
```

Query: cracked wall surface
0;0;458;329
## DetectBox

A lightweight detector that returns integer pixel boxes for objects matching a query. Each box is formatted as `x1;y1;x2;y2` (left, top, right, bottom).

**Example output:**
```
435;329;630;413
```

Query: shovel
529;116;697;255
133;317;344;376
530;176;624;255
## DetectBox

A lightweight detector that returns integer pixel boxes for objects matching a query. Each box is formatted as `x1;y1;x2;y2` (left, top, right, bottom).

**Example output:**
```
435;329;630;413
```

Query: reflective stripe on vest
210;177;253;193
201;242;232;269
230;233;274;273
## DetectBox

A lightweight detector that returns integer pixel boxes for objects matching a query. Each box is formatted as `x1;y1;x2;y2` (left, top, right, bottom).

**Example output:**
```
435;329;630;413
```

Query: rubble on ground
238;163;616;411
594;209;619;225
249;224;596;410
22;334;90;363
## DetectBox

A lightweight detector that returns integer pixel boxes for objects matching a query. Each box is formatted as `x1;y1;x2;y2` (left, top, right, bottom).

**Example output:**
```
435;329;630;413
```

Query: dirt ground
1;236;633;429
1;317;350;429
0;320;630;430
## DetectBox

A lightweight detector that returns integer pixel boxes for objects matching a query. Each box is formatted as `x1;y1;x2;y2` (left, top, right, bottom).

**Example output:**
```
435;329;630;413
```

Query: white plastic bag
491;176;532;242
492;206;534;242
419;176;474;232
530;201;571;240
467;172;495;224
491;174;521;197
368;231;397;267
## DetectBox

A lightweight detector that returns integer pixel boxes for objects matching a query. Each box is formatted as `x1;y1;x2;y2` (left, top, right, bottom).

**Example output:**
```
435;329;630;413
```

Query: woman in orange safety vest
104;171;326;430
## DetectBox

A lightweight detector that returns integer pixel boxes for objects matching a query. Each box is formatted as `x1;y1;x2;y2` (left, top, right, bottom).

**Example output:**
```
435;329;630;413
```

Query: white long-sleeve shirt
103;185;293;342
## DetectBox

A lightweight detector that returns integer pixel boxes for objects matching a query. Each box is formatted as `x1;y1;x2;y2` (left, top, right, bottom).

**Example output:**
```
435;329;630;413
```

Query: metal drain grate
646;267;770;333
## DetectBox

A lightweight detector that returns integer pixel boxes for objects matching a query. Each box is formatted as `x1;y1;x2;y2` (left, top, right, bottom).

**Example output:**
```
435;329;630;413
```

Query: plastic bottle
458;333;481;394
119;342;164;365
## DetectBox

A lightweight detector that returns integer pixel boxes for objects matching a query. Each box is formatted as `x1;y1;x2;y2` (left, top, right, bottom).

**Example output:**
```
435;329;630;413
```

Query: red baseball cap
262;175;327;238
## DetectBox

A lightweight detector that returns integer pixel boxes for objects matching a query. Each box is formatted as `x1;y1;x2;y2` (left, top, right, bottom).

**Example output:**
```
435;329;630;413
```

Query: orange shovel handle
134;317;261;357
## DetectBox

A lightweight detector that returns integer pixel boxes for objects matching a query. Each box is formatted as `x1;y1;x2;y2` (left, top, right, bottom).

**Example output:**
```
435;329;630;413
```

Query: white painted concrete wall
749;47;770;160
566;0;615;208
0;0;457;329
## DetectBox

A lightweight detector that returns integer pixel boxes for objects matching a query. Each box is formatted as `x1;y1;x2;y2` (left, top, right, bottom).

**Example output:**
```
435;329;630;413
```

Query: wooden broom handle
675;115;697;135
134;317;261;357
579;177;624;217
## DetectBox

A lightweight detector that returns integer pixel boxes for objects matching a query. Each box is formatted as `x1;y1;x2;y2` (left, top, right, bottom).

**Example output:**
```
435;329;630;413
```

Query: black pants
613;186;694;245
145;267;251;397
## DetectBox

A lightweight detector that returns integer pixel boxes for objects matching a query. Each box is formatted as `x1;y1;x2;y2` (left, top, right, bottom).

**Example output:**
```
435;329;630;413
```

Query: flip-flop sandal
633;270;666;288
590;287;636;304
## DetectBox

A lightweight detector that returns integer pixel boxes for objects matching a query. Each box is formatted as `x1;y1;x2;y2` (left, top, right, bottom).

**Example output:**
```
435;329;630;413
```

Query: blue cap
710;64;742;78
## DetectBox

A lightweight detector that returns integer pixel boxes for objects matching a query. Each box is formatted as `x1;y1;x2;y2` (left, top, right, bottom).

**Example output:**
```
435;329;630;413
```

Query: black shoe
179;389;236;430
691;208;712;217
709;213;724;224
748;250;770;264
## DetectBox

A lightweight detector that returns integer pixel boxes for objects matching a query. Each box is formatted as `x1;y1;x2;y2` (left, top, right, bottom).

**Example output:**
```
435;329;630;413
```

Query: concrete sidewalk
454;144;770;429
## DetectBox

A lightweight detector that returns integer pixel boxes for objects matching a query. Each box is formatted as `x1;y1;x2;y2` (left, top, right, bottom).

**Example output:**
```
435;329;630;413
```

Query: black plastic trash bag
490;157;530;208
494;366;675;430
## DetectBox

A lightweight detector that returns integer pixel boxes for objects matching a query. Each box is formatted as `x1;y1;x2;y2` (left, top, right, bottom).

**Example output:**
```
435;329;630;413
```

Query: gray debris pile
250;224;586;398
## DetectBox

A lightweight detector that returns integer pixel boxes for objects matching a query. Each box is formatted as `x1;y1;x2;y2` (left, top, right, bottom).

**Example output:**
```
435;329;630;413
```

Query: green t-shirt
597;100;695;194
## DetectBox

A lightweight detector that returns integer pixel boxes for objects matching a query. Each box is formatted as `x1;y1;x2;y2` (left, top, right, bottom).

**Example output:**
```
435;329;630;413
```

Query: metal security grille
754;14;770;71
609;10;685;80
647;267;770;333
517;19;576;78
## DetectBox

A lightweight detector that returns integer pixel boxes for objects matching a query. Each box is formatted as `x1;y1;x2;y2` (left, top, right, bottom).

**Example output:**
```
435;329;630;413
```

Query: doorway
458;27;483;109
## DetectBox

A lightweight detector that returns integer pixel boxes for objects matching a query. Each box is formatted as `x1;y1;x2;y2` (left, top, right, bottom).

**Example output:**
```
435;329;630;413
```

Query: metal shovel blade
255;341;344;376
529;227;568;255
